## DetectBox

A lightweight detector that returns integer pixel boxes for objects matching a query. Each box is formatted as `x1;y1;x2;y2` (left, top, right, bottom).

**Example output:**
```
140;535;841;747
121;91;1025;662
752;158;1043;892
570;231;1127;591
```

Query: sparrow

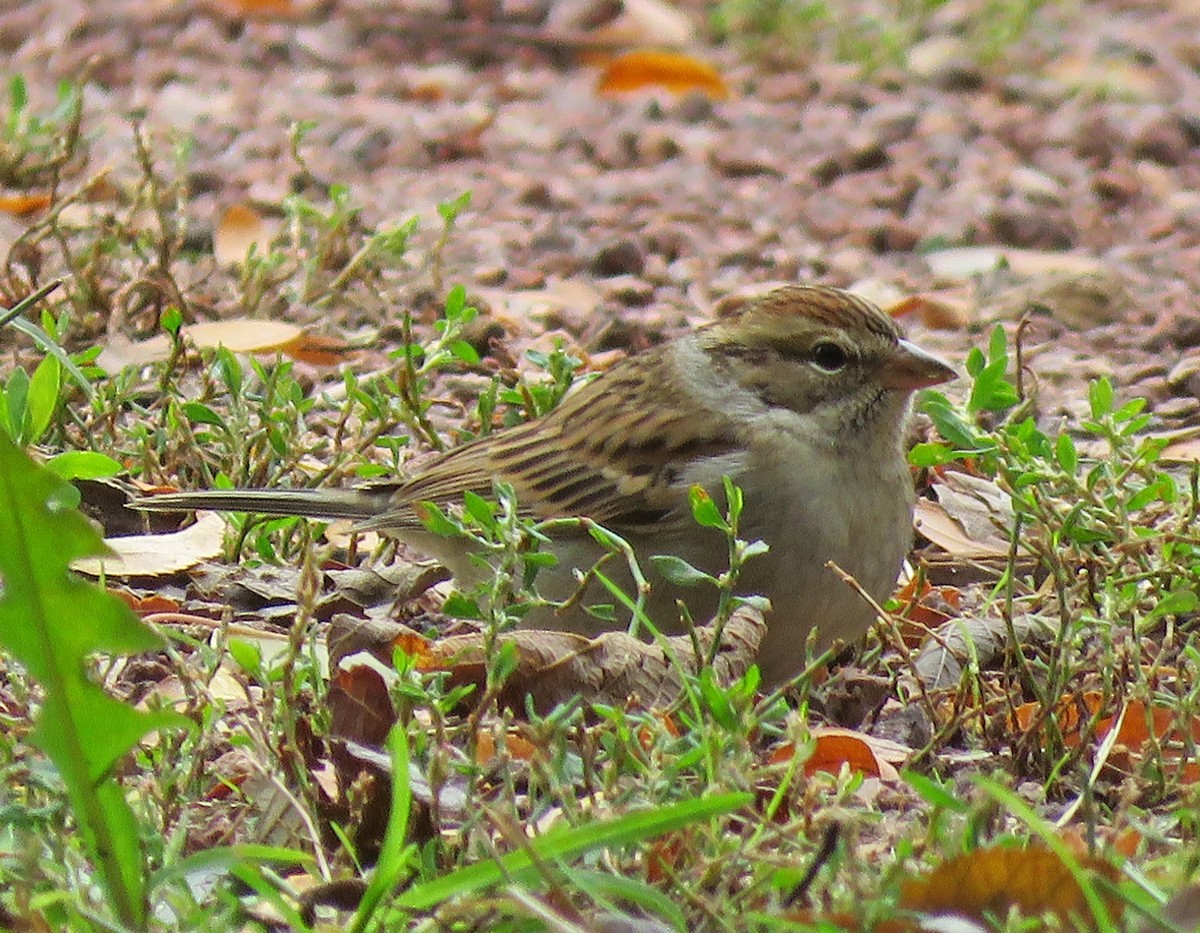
135;284;955;686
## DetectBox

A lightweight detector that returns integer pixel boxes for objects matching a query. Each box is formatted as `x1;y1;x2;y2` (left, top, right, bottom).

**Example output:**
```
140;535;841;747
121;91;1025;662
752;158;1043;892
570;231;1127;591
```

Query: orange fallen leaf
770;728;907;781
900;843;1121;924
645;832;689;884
205;0;307;19
0;191;51;215
1013;693;1200;747
1014;692;1200;783
1109;827;1142;860
474;730;538;765
893;575;960;647
887;293;971;329
393;631;438;668
597;49;729;99
124;592;183;615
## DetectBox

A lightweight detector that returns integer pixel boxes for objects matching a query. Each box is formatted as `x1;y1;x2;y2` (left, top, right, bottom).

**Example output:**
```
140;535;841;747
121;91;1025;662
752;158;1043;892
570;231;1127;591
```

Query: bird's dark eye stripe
713;344;770;366
714;339;854;370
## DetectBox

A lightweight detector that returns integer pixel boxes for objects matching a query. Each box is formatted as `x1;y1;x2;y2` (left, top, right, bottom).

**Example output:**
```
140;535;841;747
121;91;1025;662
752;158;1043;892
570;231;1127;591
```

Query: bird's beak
880;339;957;391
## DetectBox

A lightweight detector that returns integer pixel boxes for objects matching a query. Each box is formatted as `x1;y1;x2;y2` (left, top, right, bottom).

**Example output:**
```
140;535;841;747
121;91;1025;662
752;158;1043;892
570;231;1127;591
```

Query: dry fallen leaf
887;293;972;330
913;613;1053;691
477;278;605;333
899;843;1122;925
1013;692;1200;784
98;318;306;371
474;729;539;765
142;667;252;710
983;270;1134;327
213;202;273;265
329;664;394;746
914;499;1009;560
79;511;227;576
597;50;729;99
914;473;1024;560
402;605;765;712
893;576;960;648
584;0;696;48
112;590;182;615
0;191;51;215
1152;432;1200;463
925;246;1106;282
278;331;356;365
770;727;908;781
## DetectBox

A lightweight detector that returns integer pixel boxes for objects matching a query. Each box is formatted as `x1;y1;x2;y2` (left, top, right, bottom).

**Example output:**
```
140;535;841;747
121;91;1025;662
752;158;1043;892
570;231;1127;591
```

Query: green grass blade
351;724;415;932
395;791;752;912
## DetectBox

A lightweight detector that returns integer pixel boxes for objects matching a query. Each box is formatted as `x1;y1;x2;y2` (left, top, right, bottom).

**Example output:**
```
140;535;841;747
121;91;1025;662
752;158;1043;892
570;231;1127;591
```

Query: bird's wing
365;349;744;537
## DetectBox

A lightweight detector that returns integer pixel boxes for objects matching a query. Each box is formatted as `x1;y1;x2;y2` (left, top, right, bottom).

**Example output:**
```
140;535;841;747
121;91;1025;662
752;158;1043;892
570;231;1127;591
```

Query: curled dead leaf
914;473;1024;560
330;665;394;746
893;575;960;648
582;0;696;48
0;191;51;215
887;293;972;330
278;331;355;366
474;729;539;765
984;270;1134;328
913;613;1053;691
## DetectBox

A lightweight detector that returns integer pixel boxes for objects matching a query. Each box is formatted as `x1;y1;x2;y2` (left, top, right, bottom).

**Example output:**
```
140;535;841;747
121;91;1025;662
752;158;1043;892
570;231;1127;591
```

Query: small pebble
591;238;645;277
1154;397;1200;421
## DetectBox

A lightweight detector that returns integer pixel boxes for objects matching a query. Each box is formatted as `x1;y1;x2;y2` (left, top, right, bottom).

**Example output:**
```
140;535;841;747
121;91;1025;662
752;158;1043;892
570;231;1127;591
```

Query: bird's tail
131;487;380;522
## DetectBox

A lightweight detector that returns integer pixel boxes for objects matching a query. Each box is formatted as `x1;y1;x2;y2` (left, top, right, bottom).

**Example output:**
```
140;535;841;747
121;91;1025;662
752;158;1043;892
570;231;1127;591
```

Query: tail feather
131;487;382;522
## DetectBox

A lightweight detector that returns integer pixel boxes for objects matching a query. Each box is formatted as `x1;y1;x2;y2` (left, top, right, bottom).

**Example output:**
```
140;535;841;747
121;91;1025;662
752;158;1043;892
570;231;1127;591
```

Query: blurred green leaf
45;451;123;480
0;432;188;927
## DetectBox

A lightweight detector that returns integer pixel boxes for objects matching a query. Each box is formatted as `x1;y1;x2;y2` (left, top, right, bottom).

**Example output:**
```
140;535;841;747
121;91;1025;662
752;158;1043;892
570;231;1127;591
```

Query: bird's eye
810;341;849;372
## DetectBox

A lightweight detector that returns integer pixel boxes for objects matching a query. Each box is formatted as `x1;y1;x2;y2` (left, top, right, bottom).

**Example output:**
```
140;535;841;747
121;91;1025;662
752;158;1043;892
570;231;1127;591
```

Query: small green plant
914;324;1198;790
476;342;584;431
412;473;772;709
711;0;832;56
370;281;483;453
0;76;85;188
0;353;61;446
649;478;771;652
713;0;1051;71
